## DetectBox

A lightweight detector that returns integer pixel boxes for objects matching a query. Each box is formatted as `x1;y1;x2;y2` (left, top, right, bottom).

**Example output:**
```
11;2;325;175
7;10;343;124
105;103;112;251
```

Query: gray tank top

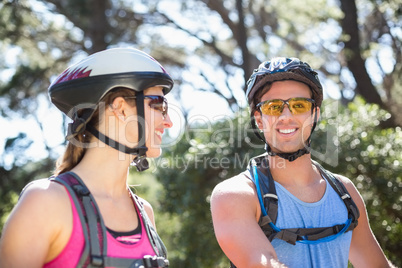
271;179;352;268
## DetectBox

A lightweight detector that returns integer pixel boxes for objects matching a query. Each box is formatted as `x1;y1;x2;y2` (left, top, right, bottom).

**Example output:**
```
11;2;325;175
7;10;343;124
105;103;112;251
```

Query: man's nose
278;104;292;120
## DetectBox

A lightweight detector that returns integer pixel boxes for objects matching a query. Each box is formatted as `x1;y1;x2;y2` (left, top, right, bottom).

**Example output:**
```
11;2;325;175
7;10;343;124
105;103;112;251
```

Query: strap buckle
91;255;104;267
143;255;169;268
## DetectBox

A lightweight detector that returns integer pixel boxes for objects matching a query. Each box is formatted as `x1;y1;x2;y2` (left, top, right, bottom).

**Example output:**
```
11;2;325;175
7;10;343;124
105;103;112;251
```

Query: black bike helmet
49;47;174;170
246;57;323;162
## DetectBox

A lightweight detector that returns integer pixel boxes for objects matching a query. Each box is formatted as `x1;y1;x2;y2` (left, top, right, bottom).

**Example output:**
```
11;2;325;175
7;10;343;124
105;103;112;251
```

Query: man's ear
254;110;264;130
110;97;126;122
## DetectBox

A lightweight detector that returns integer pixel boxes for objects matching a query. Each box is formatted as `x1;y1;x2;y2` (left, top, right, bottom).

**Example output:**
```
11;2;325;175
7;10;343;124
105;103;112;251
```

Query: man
210;57;393;267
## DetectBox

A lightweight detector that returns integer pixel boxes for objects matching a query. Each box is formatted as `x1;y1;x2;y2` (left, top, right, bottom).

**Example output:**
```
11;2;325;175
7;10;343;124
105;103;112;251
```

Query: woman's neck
71;145;132;198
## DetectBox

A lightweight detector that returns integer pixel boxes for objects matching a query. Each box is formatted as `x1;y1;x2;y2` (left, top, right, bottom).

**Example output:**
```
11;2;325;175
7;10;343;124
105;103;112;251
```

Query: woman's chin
146;147;162;158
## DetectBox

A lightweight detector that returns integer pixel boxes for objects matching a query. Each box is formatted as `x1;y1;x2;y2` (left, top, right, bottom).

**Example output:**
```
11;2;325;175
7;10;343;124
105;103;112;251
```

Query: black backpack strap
129;191;169;260
51;172;107;267
245;154;279;238
256;155;279;225
229;157;360;267
312;160;360;230
267;222;355;245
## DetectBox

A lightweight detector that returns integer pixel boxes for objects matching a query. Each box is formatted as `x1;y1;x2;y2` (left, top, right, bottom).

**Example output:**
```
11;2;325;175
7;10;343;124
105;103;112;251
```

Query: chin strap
265;144;311;162
132;91;149;171
85;124;149;171
84;125;146;154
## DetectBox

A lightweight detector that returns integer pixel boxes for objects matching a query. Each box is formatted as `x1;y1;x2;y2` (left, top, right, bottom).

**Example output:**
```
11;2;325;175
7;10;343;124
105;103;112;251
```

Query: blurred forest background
0;0;401;267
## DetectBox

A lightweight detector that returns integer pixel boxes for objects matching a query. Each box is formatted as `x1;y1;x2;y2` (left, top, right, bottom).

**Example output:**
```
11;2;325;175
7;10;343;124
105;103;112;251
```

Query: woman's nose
163;114;173;128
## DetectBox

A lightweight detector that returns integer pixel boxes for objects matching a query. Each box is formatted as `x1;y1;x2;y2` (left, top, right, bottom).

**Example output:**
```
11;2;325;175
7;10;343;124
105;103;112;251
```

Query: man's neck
268;153;320;187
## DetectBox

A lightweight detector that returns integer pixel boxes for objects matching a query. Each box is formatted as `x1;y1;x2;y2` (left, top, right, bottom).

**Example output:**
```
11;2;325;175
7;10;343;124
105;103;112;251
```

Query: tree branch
339;0;384;107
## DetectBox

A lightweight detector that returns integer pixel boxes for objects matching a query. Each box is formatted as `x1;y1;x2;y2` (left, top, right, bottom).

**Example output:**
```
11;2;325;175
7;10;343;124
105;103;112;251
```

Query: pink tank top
44;190;156;268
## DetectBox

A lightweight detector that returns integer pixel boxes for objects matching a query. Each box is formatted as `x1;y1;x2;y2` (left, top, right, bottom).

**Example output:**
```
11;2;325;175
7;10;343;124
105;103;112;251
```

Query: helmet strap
82;91;149;171
133;91;149;171
85;125;149;171
265;143;311;162
86;124;147;155
66;108;96;141
132;156;149;171
250;115;267;142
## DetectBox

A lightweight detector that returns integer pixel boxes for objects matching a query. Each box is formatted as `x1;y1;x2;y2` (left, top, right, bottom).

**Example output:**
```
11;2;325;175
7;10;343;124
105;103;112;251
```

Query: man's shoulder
313;161;354;186
210;172;260;220
316;165;362;202
211;171;256;199
324;170;354;188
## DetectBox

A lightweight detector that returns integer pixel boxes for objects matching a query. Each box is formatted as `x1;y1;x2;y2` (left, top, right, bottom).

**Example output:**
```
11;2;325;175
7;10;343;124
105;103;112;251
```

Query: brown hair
250;83;273;115
54;88;136;175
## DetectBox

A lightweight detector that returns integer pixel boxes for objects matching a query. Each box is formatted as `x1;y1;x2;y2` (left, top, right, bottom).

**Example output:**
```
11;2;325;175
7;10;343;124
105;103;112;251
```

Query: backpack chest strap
103;255;169;268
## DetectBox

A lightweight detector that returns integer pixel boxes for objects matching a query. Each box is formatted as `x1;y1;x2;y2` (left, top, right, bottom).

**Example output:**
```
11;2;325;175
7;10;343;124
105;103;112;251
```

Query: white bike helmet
49;48;174;170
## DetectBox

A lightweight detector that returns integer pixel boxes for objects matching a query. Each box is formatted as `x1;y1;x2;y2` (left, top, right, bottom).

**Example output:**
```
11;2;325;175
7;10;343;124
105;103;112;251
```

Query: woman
0;48;173;267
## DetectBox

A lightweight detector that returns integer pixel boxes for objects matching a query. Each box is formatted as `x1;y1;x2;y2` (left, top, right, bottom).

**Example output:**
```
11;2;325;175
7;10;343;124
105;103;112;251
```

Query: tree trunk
339;0;398;127
87;0;109;53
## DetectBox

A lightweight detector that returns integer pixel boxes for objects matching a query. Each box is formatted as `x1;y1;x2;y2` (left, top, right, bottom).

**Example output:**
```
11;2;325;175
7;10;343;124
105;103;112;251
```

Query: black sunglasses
125;95;168;118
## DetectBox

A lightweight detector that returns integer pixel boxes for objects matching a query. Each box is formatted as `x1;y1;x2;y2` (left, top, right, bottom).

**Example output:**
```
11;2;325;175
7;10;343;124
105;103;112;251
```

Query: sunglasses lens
288;98;312;114
148;96;168;117
259;98;313;115
260;100;284;116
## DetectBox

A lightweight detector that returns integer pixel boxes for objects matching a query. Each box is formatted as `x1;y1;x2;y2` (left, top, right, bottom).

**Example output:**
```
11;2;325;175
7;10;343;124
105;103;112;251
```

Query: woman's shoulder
1;178;75;265
20;178;69;202
17;178;72;226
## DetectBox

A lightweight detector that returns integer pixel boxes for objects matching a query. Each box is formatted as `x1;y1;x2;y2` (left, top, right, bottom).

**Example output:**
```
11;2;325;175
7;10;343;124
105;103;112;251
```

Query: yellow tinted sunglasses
256;97;315;116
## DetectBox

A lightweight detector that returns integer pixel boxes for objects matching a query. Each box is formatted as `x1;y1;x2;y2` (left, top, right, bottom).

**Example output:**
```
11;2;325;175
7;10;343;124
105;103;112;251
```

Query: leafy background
0;0;401;267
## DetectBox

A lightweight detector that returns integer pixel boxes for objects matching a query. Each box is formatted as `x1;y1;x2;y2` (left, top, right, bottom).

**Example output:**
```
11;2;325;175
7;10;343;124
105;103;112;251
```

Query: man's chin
270;144;306;154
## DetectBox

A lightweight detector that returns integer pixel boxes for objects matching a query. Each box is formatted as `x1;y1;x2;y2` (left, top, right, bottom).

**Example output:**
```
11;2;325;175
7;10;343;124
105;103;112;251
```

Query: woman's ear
110;97;126;122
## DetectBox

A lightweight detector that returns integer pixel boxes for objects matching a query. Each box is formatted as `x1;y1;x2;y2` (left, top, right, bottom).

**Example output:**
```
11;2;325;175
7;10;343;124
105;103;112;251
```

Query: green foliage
0;0;400;266
314;97;402;266
0;157;54;235
0;0;77;117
